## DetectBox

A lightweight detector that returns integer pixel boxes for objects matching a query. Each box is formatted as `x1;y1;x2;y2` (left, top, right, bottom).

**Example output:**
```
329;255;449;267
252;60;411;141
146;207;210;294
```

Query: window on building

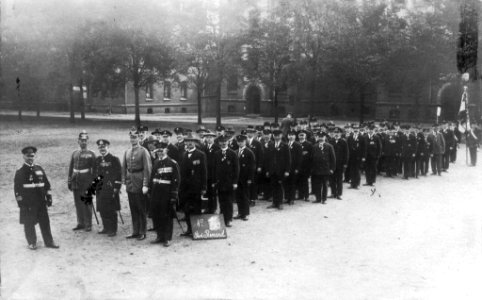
163;81;171;99
146;84;154;100
180;82;188;99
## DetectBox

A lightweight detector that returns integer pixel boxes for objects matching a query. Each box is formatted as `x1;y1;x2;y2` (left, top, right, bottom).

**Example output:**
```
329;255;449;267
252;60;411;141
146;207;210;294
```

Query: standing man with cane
122;127;152;241
68;130;96;232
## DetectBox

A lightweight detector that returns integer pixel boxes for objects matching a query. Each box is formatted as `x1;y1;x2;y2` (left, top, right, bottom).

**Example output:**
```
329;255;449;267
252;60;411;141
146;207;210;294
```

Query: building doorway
246;85;261;114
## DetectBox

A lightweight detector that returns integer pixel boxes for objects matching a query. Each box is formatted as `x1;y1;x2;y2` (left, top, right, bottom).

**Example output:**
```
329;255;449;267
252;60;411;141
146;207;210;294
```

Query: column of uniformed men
14;119;480;249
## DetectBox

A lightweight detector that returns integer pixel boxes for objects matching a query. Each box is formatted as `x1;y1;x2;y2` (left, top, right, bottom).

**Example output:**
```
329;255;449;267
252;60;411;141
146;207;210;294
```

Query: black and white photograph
1;0;482;299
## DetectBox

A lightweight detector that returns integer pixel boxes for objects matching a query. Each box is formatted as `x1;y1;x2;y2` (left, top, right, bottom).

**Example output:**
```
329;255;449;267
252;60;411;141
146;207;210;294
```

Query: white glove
142;186;149;195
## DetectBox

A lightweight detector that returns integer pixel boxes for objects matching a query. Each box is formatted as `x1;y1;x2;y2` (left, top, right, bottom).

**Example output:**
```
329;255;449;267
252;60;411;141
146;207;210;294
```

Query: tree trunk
197;89;202;125
80;80;85;120
69;83;75;123
216;82;222;127
274;87;279;124
359;86;365;124
134;84;141;128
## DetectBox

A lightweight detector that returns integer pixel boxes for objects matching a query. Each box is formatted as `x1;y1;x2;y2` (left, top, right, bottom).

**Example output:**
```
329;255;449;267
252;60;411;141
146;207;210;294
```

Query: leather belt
23;183;45;188
73;168;90;174
153;179;171;184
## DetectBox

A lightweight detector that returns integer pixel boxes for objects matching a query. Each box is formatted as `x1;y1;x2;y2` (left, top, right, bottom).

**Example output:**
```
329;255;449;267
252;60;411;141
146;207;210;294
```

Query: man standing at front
68;130;96;232
122;127;152;240
179;132;207;236
14;146;59;250
149;143;180;247
311;132;336;204
266;129;291;210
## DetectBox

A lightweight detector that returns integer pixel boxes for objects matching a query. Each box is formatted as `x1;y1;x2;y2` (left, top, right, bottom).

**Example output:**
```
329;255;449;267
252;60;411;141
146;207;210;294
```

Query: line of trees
0;0;467;125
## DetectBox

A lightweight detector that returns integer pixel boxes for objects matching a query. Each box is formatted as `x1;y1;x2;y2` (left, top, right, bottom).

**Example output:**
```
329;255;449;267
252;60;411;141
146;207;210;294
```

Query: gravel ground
1;120;481;300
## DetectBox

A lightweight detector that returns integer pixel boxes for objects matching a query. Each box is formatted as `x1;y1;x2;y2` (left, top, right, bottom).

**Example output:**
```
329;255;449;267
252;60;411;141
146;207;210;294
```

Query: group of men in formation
14;115;479;250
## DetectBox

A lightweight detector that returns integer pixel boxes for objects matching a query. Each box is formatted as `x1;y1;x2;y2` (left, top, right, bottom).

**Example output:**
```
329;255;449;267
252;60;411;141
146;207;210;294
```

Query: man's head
334;128;342;139
204;131;216;144
262;129;271;142
138;125;148;140
158;144;169;159
96;139;110;156
236;135;247;148
215;125;225;137
273;130;283;142
246;126;256;139
317;132;326;144
78;130;88;149
160;130;172;144
174;127;184;142
22;146;37;165
129;127;140;146
184;133;198;150
298;130;307;141
218;135;228;149
287;130;296;142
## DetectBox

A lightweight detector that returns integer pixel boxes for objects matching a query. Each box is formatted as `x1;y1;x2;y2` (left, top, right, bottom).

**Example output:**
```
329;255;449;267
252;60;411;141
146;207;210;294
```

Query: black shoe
163;241;171;247
137;234;146;241
45;243;59;249
84;227;92;232
348;186;358;189
28;243;37;250
336;196;342;200
328;195;335;199
250;200;256;207
322;200;326;205
151;238;163;244
226;222;232;227
72;225;85;231
233;215;243;220
277;205;284;210
108;232;116;237
180;231;192;237
98;230;108;234
304;198;310;202
126;234;140;239
266;205;277;209
362;183;373;186
241;216;249;221
312;200;321;203
147;227;155;232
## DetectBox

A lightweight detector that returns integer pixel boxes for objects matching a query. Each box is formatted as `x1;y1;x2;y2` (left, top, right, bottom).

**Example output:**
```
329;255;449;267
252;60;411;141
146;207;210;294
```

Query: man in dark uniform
347;125;366;189
297;130;313;201
159;130;180;163
149;143;180;247
442;122;456;171
213;136;239;227
266;129;291;210
179;132;208;236
330;128;348;200
174;127;186;159
68;130;96;232
286;130;302;205
234;135;255;220
214;125;226;146
94;139;122;237
246;126;263;206
14;146;59;250
260;129;273;201
402;126;417;179
363;125;381;186
311;132;336;204
139;125;150;149
428;124;445;176
383;128;400;177
415;129;428;177
122;128;152;240
202;130;220;214
226;127;239;151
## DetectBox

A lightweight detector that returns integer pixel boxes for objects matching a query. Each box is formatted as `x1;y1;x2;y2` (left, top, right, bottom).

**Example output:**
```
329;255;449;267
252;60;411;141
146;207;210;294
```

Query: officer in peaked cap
330;127;348;200
234;134;255;220
159;130;179;163
266;129;290;210
68;130;96;232
94;138;122;237
255;125;264;141
15;146;59;250
202;130;220;214
246;125;263;207
347;123;366;189
285;129;302;205
225;127;238;151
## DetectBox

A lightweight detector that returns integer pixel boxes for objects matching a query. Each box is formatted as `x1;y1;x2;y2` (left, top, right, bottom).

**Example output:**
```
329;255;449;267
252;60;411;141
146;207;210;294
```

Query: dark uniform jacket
94;153;122;212
311;142;336;176
203;143;221;181
237;147;256;183
365;134;382;160
347;134;367;161
416;133;428;159
428;132;445;155
332;138;349;169
443;129;457;152
261;139;274;172
160;142;180;163
149;157;180;201
247;137;264;171
180;148;207;193
14;163;51;224
299;140;313;175
68;149;96;191
383;135;400;157
402;134;417;158
213;148;239;191
267;141;291;176
176;140;186;162
287;141;303;174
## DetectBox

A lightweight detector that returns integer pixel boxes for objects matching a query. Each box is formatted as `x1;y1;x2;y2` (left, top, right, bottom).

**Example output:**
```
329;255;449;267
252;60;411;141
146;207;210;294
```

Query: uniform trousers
236;182;250;217
181;191;202;233
23;206;54;246
442;152;450;170
100;210;117;234
262;172;272;200
450;147;457;163
349;160;362;188
403;157;415;178
127;192;147;235
206;179;217;214
297;173;310;200
285;173;298;202
385;156;398;176
365;158;378;184
469;147;477;166
312;175;329;201
431;154;443;175
73;189;92;229
330;168;344;197
270;174;285;207
151;186;173;242
218;190;234;224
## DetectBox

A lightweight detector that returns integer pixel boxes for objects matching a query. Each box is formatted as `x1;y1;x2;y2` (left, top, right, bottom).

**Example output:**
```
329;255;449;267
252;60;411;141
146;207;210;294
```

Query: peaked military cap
236;135;247;142
96;139;110;146
160;130;172;137
174;127;184;135
215;125;225;132
78;130;89;139
22;146;37;154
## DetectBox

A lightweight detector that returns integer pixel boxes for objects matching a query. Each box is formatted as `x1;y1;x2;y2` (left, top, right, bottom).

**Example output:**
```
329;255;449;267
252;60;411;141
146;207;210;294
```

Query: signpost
190;214;228;240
